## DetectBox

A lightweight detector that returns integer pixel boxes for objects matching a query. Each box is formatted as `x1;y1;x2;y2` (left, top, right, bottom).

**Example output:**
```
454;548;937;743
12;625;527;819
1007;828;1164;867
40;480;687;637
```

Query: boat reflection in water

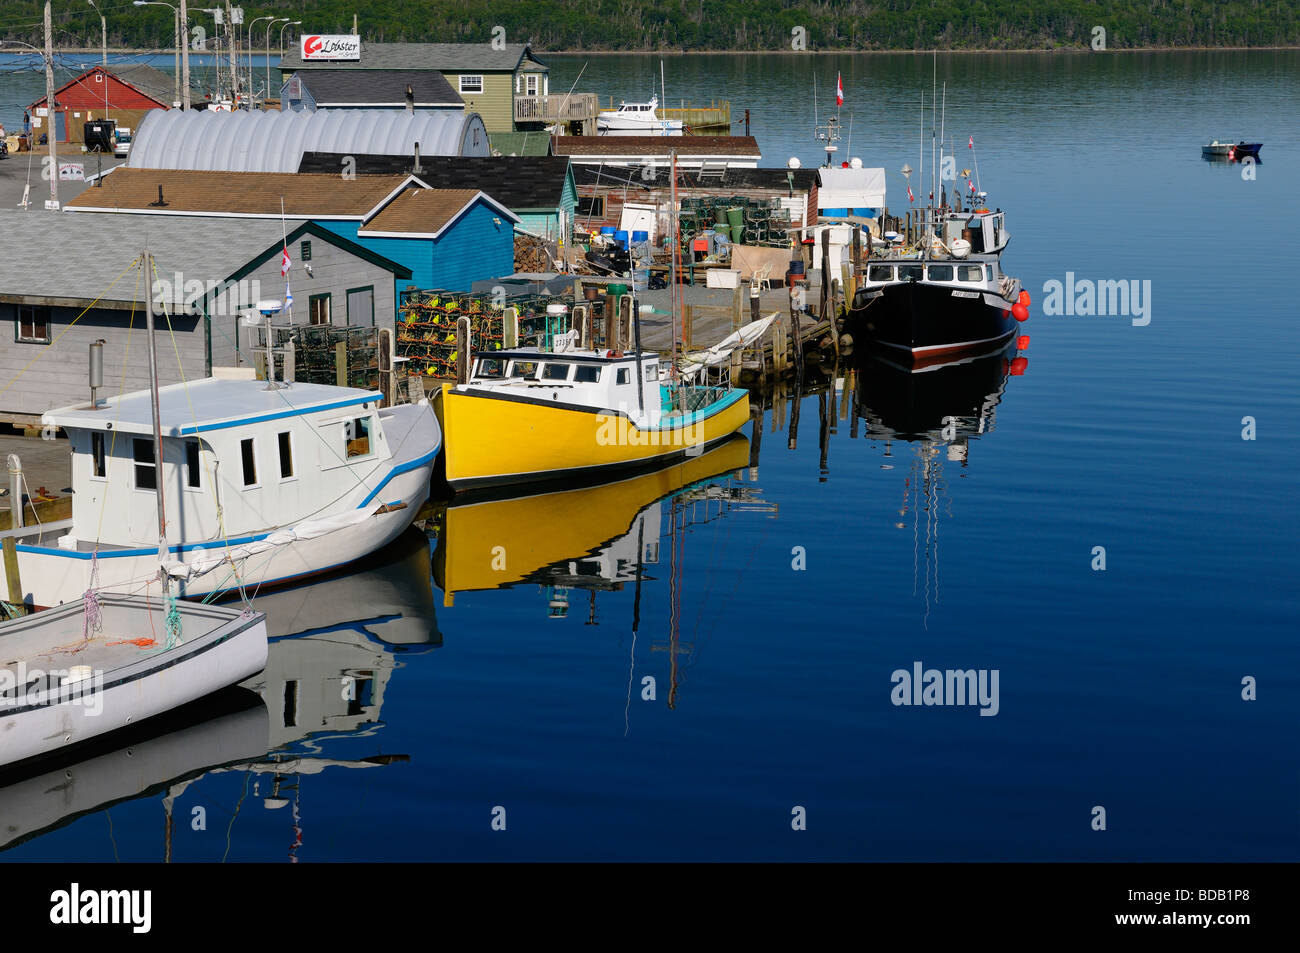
0;528;436;856
432;433;759;609
855;342;1025;625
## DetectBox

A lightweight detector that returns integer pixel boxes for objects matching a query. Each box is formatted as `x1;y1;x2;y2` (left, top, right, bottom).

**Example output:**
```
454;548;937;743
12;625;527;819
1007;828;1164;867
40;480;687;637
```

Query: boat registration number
950;290;980;299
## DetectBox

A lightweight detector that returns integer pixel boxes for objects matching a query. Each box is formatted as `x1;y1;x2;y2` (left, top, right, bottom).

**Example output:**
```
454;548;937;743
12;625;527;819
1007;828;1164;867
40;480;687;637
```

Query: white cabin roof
44;378;380;438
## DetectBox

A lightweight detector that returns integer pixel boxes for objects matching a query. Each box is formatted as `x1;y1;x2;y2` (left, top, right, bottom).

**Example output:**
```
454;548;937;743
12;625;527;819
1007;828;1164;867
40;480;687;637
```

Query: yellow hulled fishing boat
435;342;750;491
433;434;749;604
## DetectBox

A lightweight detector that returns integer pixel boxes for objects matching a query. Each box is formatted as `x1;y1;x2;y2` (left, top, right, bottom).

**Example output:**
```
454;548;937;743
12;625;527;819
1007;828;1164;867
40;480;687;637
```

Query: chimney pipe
412;142;422;173
89;339;105;407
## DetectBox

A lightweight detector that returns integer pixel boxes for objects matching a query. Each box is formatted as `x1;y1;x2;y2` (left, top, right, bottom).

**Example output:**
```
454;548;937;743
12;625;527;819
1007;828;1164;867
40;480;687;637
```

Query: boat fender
1012;303;1029;322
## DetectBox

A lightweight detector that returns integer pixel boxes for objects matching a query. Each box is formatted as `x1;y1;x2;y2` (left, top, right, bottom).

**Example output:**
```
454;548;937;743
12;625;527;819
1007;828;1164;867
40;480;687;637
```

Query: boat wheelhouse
435;344;749;491
4;376;440;608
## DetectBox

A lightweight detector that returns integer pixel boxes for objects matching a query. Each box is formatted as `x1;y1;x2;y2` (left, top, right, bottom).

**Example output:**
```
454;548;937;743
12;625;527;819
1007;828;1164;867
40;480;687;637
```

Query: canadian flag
280;247;292;277
836;73;844;107
907;184;914;203
968;135;974;149
969;179;975;192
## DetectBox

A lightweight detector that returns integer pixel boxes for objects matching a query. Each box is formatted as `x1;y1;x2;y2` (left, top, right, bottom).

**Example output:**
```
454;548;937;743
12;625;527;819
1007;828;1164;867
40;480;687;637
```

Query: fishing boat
843;176;1026;368
434;339;749;492
0;595;268;768
1202;139;1262;159
597;95;683;136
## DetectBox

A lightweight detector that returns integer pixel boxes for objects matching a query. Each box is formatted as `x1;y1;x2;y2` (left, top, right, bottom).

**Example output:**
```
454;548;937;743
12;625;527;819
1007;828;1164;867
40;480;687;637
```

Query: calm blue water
2;52;1297;861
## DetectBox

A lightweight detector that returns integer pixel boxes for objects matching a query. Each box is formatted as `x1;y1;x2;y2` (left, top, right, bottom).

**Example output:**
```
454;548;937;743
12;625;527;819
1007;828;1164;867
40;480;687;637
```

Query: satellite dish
787;156;801;169
256;299;283;315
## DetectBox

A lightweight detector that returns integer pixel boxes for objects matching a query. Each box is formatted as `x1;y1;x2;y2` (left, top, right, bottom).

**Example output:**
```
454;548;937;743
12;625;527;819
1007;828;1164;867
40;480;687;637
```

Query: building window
91;431;107;478
300;240;312;262
525;74;539;96
133;438;156;490
240;437;257;486
16;305;51;344
185;439;201;488
459;74;483;94
346;417;371;458
277;431;294;479
309;293;331;326
577;196;604;218
346;286;374;326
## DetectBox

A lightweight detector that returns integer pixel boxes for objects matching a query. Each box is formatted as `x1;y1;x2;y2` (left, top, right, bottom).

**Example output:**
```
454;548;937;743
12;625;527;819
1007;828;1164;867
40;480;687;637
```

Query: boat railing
662;381;731;416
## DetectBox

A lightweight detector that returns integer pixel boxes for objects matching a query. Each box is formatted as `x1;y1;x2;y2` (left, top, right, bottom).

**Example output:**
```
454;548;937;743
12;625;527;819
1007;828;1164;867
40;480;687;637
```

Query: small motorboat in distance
1202;139;1263;159
597;95;684;136
0;594;267;766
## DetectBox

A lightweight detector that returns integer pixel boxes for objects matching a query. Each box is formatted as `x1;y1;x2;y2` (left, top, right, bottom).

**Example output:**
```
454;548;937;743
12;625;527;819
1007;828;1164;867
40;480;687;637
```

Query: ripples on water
0;52;1296;861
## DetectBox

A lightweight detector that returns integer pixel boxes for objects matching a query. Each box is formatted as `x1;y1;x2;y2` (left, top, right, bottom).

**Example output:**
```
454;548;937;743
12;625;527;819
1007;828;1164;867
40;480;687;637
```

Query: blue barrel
632;230;649;244
614;229;630;249
600;225;616;235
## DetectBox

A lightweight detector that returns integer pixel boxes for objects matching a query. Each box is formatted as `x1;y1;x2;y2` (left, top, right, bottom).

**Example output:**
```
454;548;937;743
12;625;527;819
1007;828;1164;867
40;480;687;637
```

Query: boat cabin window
644;365;657;381
927;265;954;282
91;431;106;478
132;438;155;490
277;431;294;479
898;265;923;281
475;357;507;379
985;265;995;281
509;361;539;380
868;265;894;282
346;417;371;458
541;363;571;381
240;438;257;486
616;368;631;385
958;265;983;282
185;439;201;489
573;365;601;383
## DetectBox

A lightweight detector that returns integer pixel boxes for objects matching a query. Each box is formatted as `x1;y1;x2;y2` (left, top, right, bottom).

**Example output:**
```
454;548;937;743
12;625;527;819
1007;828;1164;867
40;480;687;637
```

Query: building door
54;109;66;142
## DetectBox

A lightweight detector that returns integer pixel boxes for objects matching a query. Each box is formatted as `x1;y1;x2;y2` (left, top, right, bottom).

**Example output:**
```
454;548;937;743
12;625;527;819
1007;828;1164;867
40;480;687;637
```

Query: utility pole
179;0;190;108
88;0;107;66
43;1;58;209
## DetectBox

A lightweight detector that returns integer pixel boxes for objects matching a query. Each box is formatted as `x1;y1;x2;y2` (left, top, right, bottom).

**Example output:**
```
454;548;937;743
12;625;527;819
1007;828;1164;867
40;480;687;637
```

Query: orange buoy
1010;356;1029;375
1017;335;1030;350
1018;290;1031;307
1012;303;1029;322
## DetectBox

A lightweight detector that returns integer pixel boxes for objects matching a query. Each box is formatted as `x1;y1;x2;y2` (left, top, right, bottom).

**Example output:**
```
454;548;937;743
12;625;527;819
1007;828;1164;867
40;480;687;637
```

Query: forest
3;1;1298;53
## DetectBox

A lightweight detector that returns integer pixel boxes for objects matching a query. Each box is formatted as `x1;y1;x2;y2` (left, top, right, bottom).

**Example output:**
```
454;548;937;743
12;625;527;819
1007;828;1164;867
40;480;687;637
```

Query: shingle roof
65;169;416;218
280;42;544;72
359;188;518;237
296;154;572;210
553;136;761;157
0;209;300;309
107;64;175;105
289;69;464;107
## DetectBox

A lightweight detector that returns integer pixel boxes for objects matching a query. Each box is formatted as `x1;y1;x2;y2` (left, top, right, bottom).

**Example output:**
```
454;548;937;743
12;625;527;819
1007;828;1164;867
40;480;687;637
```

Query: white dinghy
0;573;267;768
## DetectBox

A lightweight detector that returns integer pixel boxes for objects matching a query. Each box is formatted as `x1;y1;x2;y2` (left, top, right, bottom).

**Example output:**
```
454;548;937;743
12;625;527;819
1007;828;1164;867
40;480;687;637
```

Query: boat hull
436;384;751;491
845;280;1019;369
0;595;267;767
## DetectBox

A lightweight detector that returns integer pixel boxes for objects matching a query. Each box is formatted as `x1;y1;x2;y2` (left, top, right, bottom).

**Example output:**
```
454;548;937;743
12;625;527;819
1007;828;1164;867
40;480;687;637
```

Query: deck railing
514;93;600;123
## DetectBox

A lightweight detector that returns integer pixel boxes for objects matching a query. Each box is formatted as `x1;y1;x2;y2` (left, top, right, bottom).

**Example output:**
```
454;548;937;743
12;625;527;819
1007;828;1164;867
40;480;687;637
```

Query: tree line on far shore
5;0;1299;53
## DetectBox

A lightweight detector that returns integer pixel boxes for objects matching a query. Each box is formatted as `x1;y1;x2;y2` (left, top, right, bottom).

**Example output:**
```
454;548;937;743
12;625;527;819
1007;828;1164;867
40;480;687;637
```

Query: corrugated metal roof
65;169;416;218
574;164;819;191
0;209;300;308
296;154;572;210
287;69;464;107
279;42;544;72
127;108;489;173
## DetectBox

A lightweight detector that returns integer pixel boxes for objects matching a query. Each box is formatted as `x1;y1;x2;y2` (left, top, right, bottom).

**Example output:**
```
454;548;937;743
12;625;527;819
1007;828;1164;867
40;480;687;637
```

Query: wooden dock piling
3;536;25;614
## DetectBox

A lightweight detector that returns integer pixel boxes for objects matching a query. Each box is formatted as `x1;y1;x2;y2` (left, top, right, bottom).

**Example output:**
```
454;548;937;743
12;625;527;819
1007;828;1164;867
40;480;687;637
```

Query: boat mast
670;148;679;379
143;249;170;583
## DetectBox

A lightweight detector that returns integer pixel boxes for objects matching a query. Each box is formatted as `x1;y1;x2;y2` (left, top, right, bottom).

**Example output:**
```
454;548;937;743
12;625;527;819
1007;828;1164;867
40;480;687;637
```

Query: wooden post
839;367;852;421
378;329;393;406
334;341;347;387
3;536;24;613
788;284;804;375
748;399;763;476
456;316;471;384
817;390;829;479
504;306;519;348
820;229;831;320
787;368;802;451
773;315;787;375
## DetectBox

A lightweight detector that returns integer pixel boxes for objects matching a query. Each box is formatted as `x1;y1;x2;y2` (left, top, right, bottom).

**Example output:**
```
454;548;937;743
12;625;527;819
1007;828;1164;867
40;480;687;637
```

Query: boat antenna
555;60;587;136
931;51;937;211
660;59;667;136
939;81;946;207
669;148;679;380
142;247;170;587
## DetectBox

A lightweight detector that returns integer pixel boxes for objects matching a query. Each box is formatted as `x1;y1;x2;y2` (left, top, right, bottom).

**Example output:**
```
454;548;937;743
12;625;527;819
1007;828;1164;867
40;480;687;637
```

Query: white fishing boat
597;95;683;136
0;594;267;767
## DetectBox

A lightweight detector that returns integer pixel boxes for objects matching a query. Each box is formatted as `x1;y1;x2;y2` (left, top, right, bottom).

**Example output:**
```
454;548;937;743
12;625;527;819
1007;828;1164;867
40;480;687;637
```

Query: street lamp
132;1;180;107
87;0;106;66
279;20;301;55
248;15;274;103
266;18;289;104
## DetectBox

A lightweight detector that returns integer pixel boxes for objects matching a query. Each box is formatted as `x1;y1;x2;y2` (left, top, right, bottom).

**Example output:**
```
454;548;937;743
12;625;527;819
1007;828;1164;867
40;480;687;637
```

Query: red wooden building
27;64;173;146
